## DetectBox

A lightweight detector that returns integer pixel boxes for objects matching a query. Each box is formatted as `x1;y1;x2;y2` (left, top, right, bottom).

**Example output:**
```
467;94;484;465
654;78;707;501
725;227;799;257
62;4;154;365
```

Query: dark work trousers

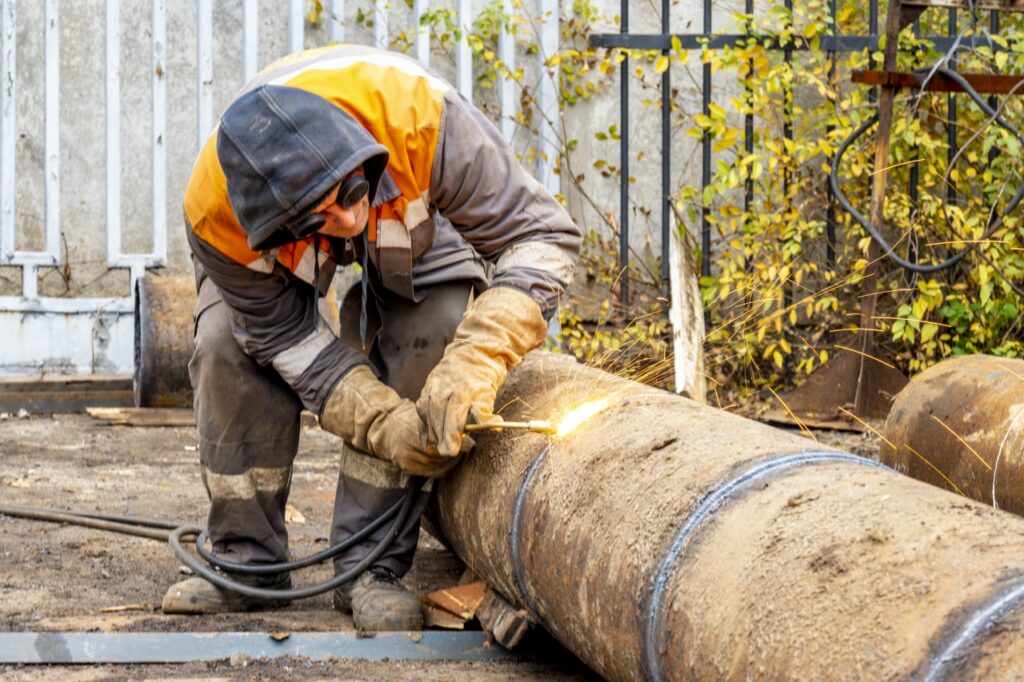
190;275;471;577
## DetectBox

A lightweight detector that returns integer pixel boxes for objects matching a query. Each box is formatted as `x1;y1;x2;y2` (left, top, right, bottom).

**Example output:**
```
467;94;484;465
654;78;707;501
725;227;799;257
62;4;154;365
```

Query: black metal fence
589;0;985;308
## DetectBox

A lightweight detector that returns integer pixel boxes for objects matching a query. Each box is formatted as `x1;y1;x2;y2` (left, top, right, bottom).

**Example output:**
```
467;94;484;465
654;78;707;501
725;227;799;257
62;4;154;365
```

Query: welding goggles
284;174;370;241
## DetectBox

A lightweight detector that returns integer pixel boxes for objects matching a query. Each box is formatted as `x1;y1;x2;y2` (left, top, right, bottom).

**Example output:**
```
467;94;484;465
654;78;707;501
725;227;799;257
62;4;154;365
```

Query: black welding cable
0;479;424;602
169;480;423;601
193;494;405;574
831;66;1024;273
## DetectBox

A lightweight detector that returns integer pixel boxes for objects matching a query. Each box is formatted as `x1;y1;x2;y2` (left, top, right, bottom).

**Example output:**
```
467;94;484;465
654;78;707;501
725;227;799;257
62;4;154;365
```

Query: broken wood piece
476;589;532;650
421;605;466;630
98;604;151;613
422;581;487;620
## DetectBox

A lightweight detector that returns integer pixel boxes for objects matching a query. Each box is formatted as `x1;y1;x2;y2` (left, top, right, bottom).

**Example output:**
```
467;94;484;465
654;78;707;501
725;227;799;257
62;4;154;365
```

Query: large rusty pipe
438;352;1024;680
133;275;197;407
881;354;1024;513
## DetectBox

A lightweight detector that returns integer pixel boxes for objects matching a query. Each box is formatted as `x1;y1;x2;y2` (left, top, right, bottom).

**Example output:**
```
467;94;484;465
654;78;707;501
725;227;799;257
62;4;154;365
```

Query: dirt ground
0;410;879;680
0;412;596;681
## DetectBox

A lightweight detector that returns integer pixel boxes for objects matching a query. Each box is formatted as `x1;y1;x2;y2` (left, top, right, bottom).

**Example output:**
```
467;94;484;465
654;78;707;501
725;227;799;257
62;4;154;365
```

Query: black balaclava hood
217;84;390;251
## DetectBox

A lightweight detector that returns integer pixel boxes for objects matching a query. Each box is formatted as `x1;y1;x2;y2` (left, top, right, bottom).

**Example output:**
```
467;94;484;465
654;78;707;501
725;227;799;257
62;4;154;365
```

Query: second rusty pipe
881;354;1024;512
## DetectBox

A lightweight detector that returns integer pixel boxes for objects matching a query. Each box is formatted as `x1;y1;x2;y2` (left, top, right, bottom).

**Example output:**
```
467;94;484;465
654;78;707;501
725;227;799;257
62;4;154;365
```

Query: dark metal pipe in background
881;354;1024;514
439;352;1024;681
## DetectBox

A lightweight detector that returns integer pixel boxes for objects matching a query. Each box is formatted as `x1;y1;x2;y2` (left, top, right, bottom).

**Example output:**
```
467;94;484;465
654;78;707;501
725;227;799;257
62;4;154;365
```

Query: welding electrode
464;420;557;435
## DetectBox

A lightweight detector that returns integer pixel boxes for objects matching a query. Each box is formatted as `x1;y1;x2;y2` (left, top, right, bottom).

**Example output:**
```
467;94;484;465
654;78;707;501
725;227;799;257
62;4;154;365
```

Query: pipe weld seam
643;450;888;682
508;444;550;623
924;577;1024;682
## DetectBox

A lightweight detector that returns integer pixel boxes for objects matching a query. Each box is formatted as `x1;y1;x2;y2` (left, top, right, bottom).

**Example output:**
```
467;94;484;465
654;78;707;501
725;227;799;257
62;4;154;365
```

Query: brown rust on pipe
133;275;197;408
437;352;1024;680
881;354;1024;513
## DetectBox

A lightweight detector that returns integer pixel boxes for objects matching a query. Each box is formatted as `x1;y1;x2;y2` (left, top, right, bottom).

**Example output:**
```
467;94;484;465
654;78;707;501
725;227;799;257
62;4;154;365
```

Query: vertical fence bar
43;0;60;278
660;0;670;291
456;0;472;98
947;7;958;205
106;0;122;270
498;0;514;142
151;0;167;271
700;0;712;287
374;0;388;48
196;0;213;149
413;0;430;65
0;0;14;263
538;0;558;197
243;0;258;83
825;0;837;265
619;0;630;307
744;0;754;243
329;0;345;44
288;0;304;54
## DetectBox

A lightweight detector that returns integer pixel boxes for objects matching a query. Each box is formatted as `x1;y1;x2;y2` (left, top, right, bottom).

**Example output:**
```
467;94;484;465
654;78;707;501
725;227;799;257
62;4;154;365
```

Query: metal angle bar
244;0;258;83
288;0;304;54
0;0;14;264
700;2;712;283
374;0;388;48
498;0;514;142
106;0;122;269
0;295;133;314
151;0;167;269
456;0;472;98
44;0;60;266
0;631;515;664
413;0;429;65
537;0;558;198
588;33;968;52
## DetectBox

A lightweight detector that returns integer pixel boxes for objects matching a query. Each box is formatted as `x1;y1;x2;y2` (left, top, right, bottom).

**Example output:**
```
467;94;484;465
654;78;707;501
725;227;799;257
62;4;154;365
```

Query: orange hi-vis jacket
183;45;581;415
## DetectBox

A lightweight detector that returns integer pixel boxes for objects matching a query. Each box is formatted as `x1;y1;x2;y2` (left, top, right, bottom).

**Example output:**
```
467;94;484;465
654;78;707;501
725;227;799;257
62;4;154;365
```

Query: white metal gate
0;0;559;376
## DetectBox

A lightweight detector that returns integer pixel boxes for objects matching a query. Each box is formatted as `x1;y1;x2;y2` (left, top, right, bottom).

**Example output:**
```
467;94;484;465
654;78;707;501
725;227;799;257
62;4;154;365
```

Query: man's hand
417;287;547;456
320;366;455;477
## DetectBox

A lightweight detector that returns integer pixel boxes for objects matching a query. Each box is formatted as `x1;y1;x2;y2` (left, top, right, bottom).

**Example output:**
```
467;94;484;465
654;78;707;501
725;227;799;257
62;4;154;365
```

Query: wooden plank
853;70;1024;95
0;375;133;414
86;407;195;427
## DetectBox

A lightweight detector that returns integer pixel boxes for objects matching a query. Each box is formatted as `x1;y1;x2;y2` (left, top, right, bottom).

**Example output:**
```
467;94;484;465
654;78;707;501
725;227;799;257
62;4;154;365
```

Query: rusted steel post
881;354;1024;512
438;352;1024;681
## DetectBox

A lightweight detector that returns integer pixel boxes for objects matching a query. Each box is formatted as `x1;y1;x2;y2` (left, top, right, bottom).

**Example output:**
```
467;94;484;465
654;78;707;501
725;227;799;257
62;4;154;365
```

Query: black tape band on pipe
508;444;550;623
643;451;889;682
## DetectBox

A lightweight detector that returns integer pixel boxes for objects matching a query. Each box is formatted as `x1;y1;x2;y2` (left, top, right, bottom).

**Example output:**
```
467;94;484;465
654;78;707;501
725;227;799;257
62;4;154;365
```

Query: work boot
161;572;292;614
333;566;424;631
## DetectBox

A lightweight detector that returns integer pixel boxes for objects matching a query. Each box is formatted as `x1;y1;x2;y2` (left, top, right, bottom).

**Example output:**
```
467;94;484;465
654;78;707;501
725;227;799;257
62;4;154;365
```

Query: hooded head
217;85;390;251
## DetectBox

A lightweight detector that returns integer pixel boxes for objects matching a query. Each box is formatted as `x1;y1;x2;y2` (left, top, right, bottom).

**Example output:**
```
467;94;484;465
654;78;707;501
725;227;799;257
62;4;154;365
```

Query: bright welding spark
554;398;613;438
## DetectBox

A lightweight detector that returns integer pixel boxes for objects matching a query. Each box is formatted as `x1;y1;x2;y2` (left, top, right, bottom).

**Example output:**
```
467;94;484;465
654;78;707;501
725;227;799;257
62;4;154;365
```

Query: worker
160;44;581;631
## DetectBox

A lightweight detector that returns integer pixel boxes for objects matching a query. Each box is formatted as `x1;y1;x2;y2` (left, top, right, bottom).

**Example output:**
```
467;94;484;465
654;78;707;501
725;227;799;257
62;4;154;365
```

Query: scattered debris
269;631;291;642
16;408;29;419
422;604;467;630
183;444;197;452
99;604;150;613
178;565;194;576
408;632;423;643
0;413;9;420
422;581;486;620
476;589;533;650
284;504;306;524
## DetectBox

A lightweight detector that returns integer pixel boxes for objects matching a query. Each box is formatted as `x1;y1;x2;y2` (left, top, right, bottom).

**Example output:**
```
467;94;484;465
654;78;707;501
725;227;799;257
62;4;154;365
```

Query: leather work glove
320;366;457;478
416;286;548;457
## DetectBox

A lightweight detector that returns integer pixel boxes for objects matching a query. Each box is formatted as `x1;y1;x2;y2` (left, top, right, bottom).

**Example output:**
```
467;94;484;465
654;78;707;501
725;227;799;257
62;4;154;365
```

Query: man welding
161;44;581;631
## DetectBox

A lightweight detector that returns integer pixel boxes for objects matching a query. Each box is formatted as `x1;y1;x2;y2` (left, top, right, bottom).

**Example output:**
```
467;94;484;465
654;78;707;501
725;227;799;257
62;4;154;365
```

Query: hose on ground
831;66;1024;273
0;478;425;602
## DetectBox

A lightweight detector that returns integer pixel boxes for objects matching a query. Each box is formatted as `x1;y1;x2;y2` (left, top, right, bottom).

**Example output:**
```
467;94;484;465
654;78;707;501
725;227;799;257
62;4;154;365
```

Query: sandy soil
0;413;595;680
